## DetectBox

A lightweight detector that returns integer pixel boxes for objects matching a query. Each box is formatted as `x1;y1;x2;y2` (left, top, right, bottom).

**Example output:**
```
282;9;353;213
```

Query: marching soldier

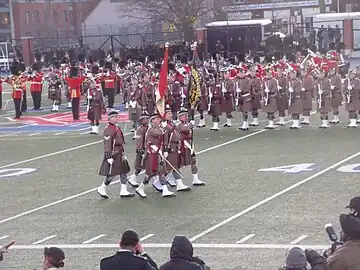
275;68;288;126
87;78;106;134
127;77;143;136
128;113;150;187
249;67;262;126
7;65;24;119
141;74;156;115
135;113;175;198
262;68;278;129
47;72;62;112
97;111;134;199
344;71;360;127
18;62;27;112
163;107;191;191
208;76;222;131
300;67;314;125
196;74;209;128
177;109;205;186
329;67;343;124
102;62;116;108
28;64;43;110
288;70;302;129
169;75;182;121
65;66;85;120
237;68;252;130
316;67;332;128
221;71;235;127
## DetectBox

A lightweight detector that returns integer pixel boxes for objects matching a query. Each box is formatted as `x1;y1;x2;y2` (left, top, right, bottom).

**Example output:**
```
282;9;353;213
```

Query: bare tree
117;0;213;41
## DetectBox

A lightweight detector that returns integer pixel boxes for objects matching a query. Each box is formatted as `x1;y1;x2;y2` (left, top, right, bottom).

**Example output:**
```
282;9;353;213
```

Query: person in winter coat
278;246;328;270
159;236;210;270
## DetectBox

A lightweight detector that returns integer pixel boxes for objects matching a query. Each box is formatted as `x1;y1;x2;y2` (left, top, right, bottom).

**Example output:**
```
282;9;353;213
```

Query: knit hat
285;247;307;269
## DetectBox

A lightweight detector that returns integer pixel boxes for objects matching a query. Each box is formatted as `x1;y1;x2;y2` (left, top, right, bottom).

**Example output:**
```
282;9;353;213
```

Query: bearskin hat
10;62;18;75
273;51;281;61
78;53;85;62
253;55;261;64
168;62;175;71
118;60;126;69
98;59;105;67
237;53;245;62
31;62;41;72
69;66;78;77
91;65;99;74
301;49;308;57
105;61;112;70
181;56;188;64
148;55;155;62
17;62;25;72
264;54;273;63
229;57;235;65
154;63;162;70
138;55;145;64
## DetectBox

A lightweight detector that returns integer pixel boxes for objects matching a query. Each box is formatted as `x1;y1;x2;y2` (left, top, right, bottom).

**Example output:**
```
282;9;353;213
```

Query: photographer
100;229;158;270
346;196;360;218
43;247;65;269
326;214;360;270
279;246;328;270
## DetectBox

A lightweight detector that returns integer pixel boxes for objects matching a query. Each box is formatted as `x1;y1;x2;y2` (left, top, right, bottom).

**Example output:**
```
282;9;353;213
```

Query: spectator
43;247;65;269
278;246;328;270
334;25;342;45
327;214;360;269
100;229;157;270
159;235;210;270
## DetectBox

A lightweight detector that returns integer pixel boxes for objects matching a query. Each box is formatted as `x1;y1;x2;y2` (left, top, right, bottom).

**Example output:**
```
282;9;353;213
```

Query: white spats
166;173;176;187
265;120;275;129
239;121;249;130
330;115;339;124
90;126;99;134
175;179;191;191
190;120;195;126
162;184;175;197
290;119;300;129
249;118;259;126
223;118;232;127
120;184;134;197
125;102;129;109
277;117;285;125
348;119;358;128
301;116;310;125
210;122;219;131
67;102;72;108
152;176;163;191
192;174;205;186
197;118;206;128
128;174;139;187
97;184;108;199
51;105;59;112
319;120;329;128
135;183;147;198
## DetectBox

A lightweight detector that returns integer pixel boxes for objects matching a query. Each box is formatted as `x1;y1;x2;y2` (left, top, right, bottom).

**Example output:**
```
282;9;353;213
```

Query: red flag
156;45;169;117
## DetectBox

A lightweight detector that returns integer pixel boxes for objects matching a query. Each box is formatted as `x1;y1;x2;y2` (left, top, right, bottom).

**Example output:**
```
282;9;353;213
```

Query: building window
26;32;32;37
0;13;9;28
33;10;40;23
45;11;51;21
25;11;31;24
64;10;68;22
53;10;58;22
233;0;245;3
354;19;360;50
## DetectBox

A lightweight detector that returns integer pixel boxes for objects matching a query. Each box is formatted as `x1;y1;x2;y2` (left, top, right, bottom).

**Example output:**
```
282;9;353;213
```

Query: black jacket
100;250;158;270
159;236;209;270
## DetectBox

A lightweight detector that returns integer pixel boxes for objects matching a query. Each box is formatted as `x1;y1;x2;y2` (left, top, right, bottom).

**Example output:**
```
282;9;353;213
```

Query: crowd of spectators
1;197;360;270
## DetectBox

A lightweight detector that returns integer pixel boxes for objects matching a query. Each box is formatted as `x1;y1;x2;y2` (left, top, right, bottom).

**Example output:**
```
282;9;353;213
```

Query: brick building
12;0;99;47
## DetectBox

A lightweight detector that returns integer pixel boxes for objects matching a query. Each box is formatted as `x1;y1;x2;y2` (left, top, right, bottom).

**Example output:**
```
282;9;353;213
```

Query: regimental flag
189;66;201;110
156;44;169;117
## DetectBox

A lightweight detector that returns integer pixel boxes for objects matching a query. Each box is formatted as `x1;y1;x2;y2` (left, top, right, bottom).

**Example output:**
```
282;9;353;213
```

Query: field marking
17;124;37;129
189;149;360;242
236;234;255;244
28;132;41;136
0;111;315;225
54;132;66;135
69;123;86;127
3;100;10;109
8;243;330;250
78;126;91;131
290;235;308;244
0;131;22;138
0;235;9;240
140;234;155;242
31;235;57;245
82;234;106;244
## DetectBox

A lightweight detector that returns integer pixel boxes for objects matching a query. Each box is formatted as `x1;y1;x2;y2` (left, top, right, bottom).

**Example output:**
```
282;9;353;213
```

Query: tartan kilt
99;154;130;176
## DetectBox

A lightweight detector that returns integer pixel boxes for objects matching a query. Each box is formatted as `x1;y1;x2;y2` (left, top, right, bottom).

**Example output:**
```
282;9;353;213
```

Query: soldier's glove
163;151;169;158
161;121;167;128
107;158;114;165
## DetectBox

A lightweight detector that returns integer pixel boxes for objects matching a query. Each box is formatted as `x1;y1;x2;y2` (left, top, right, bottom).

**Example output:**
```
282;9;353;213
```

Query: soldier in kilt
196;75;209;128
208;77;222;131
237;69;252;130
300;68;314;125
87;80;106;134
135;113;175;198
128;113;149;187
288;70;303;129
262;69;278;129
316;68;332;128
221;72;235;127
249;67;262;126
329;67;343;124
344;71;360;127
97;111;134;199
276;68;289;126
177;109;205;186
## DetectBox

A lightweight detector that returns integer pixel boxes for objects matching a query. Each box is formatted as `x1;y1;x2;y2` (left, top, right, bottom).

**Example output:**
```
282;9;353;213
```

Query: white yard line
78;126;91;131
28;133;41;136
0;111;317;225
31;235;57;245
69;123;86;127
54;132;66;135
236;234;255;244
82;234;106;244
0;132;21;138
140;234;155;242
8;243;330;250
0;235;9;240
189;149;360;242
290;235;309;245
